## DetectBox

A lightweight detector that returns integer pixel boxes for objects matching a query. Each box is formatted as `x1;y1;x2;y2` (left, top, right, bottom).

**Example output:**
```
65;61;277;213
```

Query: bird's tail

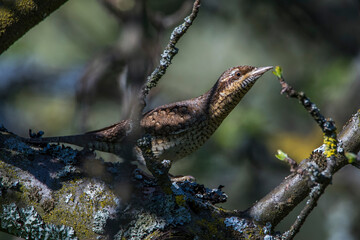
22;120;132;154
23;133;97;148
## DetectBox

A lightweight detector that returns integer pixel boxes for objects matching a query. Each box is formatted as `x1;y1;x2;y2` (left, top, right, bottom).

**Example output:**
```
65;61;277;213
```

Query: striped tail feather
23;120;132;154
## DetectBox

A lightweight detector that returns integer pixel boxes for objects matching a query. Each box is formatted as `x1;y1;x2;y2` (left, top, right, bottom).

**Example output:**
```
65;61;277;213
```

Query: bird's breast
147;118;218;161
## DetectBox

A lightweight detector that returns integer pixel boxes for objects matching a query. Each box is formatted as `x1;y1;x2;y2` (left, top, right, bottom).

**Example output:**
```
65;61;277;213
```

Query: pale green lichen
0;154;54;217
149;192;191;226
264;235;274;240
1;132;120;239
115;212;167;240
0;203;77;240
42;179;119;239
0;162;28;206
92;209;110;234
114;179;229;239
43;144;78;165
43;179;95;239
0;175;19;197
1;131;239;239
4;137;35;155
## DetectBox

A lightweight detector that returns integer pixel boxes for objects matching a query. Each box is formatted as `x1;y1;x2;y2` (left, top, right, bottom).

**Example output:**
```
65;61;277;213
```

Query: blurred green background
1;0;360;239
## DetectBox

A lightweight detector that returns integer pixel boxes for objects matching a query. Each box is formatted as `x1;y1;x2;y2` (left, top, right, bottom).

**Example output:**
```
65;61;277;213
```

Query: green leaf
275;149;288;161
345;152;357;164
272;66;283;78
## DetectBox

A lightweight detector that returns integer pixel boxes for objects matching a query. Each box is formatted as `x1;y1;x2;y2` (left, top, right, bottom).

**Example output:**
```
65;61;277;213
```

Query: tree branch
0;0;69;54
1;104;359;239
244;110;360;226
1;127;261;240
244;68;360;229
272;67;338;239
138;0;201;113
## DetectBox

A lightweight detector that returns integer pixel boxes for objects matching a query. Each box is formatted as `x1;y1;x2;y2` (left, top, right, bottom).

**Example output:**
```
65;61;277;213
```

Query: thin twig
275;67;336;136
272;66;338;240
282;182;325;240
275;149;298;172
138;0;201;113
246;110;359;227
285;156;298;173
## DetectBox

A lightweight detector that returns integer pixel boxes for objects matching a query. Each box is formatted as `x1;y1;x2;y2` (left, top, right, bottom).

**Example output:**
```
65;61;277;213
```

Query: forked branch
245;67;360;240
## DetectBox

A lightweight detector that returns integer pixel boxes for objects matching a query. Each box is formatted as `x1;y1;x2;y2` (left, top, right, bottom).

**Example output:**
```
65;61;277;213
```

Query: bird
24;65;272;164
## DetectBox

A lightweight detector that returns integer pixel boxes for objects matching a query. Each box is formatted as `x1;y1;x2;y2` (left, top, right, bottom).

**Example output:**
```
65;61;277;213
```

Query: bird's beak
251;66;273;78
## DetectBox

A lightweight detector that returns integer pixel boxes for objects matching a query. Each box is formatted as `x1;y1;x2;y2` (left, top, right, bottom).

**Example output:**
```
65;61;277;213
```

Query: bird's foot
169;174;196;183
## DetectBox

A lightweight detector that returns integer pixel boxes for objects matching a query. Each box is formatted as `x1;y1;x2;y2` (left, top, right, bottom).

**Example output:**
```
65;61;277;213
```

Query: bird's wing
141;100;206;136
85;119;132;142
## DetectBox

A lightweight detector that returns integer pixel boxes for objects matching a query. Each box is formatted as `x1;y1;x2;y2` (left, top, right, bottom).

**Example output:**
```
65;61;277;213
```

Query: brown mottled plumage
24;66;272;164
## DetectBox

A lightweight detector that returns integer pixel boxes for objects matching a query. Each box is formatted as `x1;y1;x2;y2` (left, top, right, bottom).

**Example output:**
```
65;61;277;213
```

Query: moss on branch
0;129;274;239
0;0;69;54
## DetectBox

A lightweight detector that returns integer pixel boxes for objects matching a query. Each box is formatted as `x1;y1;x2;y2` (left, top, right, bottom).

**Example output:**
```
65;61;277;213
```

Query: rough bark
0;0;69;54
0;128;270;240
245;110;360;226
0;110;359;239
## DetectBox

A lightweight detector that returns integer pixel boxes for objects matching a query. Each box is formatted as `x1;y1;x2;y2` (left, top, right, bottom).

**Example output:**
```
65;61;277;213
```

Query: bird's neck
201;85;246;126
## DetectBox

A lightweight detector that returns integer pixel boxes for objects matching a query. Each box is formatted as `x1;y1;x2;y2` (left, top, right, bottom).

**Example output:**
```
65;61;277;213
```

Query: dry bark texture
0;110;359;239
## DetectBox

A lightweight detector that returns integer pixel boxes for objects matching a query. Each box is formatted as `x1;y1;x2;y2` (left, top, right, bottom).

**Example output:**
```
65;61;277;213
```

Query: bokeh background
1;0;360;239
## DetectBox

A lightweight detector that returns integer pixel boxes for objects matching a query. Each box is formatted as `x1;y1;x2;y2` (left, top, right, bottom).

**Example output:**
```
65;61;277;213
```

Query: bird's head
208;65;272;119
216;65;272;98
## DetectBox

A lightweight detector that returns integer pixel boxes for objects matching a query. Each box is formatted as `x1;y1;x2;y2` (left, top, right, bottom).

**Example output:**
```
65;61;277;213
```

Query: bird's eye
236;72;241;77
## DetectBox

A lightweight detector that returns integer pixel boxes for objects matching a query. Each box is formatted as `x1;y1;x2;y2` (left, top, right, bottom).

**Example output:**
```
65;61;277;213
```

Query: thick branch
1;109;359;239
1;128;259;240
245;110;360;226
0;0;69;54
338;109;360;154
246;68;357;228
